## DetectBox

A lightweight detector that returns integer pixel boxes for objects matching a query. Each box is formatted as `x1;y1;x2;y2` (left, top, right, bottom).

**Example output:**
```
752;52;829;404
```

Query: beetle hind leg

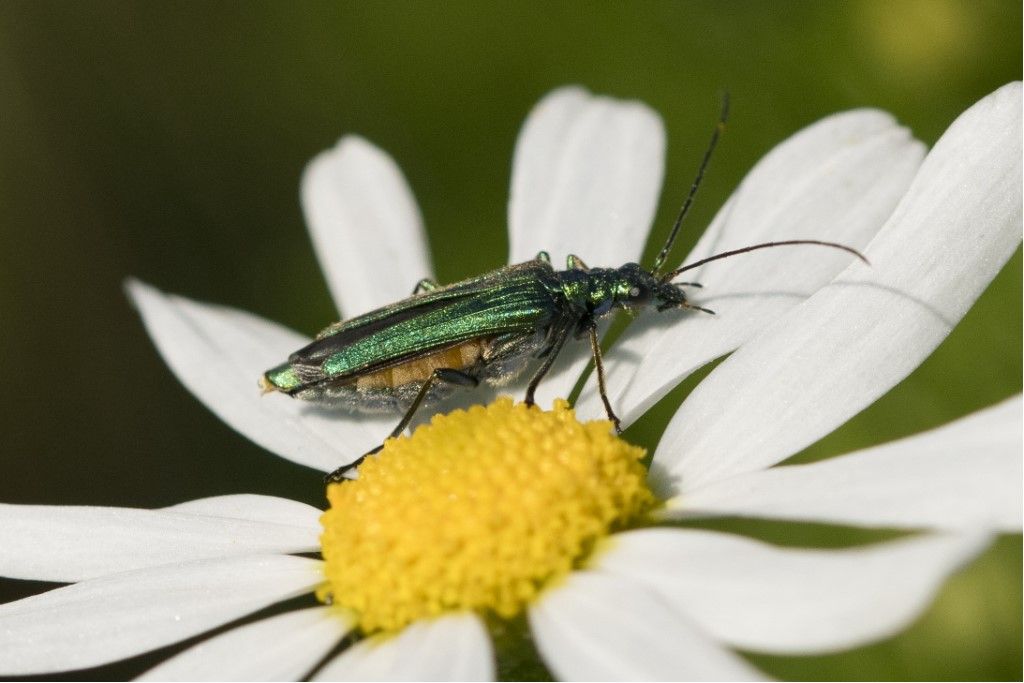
324;368;479;483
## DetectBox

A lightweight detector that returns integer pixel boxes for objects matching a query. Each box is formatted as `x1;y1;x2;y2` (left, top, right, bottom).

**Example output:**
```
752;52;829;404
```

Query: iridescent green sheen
260;256;682;402
320;272;556;379
263;363;302;391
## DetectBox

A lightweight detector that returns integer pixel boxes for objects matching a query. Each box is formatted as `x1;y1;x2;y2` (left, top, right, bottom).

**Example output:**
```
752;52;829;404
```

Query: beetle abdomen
289;333;543;414
355;339;487;390
289;338;491;414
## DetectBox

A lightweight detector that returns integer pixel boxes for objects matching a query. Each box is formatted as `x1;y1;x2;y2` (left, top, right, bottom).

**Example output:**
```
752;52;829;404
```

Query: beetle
260;95;867;482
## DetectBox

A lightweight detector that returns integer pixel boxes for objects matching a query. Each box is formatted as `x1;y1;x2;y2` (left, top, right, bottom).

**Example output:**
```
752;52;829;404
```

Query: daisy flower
1;83;1020;680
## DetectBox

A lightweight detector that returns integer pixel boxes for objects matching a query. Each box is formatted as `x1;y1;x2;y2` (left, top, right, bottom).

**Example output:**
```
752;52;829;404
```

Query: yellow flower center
318;397;654;634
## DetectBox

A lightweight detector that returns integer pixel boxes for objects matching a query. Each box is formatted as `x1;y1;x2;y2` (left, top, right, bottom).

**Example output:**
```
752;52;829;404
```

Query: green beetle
261;96;865;481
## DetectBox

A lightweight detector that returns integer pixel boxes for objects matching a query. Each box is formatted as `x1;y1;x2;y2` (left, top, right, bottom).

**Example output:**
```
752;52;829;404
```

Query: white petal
0;555;321;676
598;528;989;654
0;495;321;582
529;570;765;681
301;135;433;318
139;607;351;682
313;613;494;681
576;109;925;424
166;493;323;527
127;279;394;473
666;396;1023;531
508;86;664;268
659;82;1023;490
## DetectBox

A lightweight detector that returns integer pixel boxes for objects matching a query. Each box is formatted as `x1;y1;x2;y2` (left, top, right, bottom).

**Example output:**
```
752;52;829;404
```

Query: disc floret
318;397;655;633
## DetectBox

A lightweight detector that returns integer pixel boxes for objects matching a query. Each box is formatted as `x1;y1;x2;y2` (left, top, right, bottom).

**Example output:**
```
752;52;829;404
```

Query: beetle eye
629;286;641;298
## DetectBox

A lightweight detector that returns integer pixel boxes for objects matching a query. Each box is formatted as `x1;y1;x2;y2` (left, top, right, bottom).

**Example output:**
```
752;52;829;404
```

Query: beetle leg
588;324;622;433
524;325;571;407
412;278;440;295
567;254;590;271
324;442;384;483
324;368;478;483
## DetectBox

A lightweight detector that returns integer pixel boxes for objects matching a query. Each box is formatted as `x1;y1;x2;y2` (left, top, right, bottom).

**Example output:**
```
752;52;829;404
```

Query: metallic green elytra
261;96;867;482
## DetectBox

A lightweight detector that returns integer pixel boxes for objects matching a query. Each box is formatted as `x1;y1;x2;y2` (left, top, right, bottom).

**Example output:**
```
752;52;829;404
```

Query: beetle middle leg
324;368;478;483
523;326;570;407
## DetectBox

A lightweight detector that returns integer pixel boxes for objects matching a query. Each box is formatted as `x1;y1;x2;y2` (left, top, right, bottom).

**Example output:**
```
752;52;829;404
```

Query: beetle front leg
324;368;478;483
588;324;622;433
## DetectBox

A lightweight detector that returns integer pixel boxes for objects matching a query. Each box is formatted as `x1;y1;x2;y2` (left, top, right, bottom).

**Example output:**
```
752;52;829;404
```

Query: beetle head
608;263;689;313
653;280;690;312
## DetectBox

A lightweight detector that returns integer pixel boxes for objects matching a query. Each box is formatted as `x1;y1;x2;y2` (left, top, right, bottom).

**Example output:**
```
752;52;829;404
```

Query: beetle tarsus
324;443;383;483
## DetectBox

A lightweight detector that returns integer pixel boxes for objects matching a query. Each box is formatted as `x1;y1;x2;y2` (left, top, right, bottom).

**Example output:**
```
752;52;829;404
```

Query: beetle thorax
559;262;661;319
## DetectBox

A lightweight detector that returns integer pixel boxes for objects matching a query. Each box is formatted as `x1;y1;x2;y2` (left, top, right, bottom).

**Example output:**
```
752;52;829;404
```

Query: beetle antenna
660;240;869;282
651;91;730;278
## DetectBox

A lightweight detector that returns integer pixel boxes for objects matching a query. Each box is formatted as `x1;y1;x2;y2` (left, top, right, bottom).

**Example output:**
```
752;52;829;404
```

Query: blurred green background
0;1;1019;680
